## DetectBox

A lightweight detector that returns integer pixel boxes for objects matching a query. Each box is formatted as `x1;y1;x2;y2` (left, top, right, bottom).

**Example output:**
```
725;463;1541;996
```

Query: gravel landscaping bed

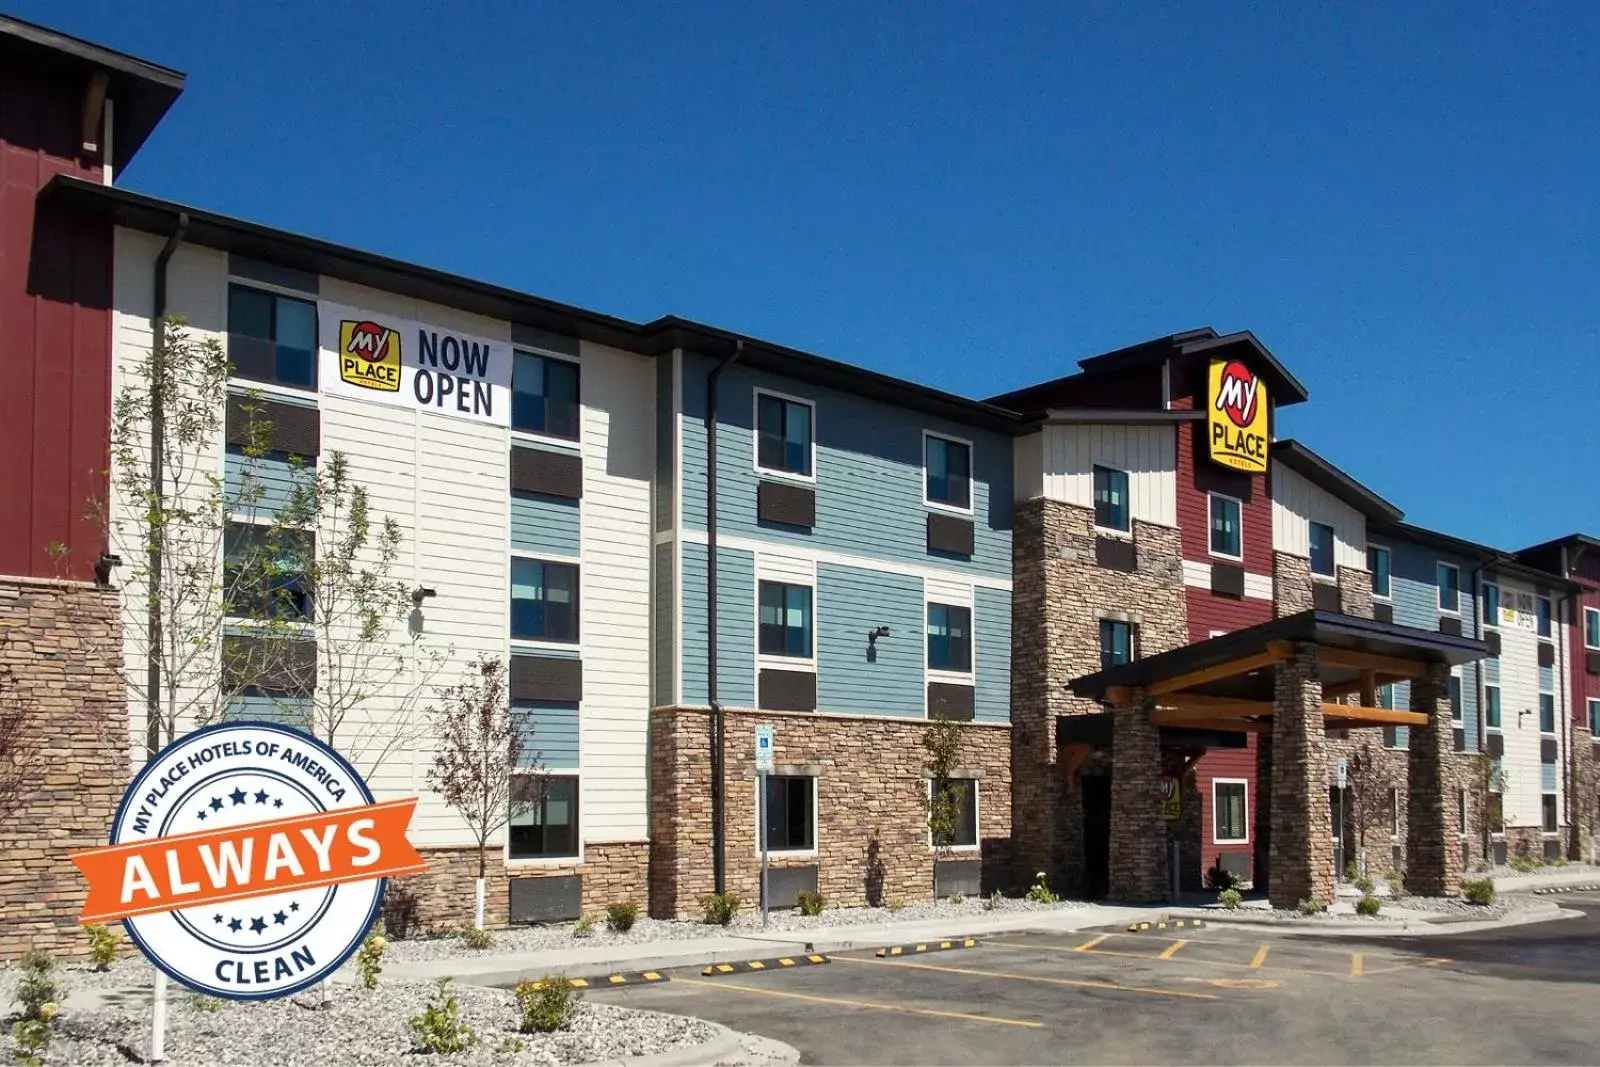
1;978;716;1066
386;896;1088;963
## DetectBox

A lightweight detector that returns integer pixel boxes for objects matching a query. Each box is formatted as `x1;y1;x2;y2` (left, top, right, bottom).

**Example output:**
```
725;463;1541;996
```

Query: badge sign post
755;725;775;928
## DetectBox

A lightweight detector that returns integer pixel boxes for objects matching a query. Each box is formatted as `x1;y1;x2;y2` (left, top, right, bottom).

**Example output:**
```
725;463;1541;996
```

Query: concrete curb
574;1022;746;1067
1162;900;1572;938
1532;883;1600;895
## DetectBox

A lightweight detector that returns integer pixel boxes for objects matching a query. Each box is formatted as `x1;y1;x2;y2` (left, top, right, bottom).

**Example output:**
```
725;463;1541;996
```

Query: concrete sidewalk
383;904;1150;987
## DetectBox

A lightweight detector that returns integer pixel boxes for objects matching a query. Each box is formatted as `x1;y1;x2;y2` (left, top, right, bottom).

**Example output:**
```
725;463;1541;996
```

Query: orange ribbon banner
70;798;427;924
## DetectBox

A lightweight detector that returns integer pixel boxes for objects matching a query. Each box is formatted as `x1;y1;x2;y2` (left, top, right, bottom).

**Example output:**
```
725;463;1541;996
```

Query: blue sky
24;2;1598;548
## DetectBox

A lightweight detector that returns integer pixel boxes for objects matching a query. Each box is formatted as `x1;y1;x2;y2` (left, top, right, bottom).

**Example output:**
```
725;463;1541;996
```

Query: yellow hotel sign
1207;359;1269;473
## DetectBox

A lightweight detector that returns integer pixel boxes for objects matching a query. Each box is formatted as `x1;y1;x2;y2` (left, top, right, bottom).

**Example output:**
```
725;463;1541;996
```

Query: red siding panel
0;66;110;581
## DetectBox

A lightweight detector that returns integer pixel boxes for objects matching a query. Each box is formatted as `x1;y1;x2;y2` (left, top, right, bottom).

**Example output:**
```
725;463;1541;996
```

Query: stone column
1108;688;1168;902
1269;643;1333;908
1407;662;1462;896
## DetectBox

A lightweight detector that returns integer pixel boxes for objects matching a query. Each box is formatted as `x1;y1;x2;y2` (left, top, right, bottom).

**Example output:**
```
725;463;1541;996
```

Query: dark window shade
757;480;815;527
510;447;583;499
225;394;320;458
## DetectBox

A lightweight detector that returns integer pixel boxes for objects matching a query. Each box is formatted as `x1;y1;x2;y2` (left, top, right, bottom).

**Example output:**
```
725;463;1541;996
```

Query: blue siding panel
515;700;579;769
653;542;675;706
511;492;581;557
681;543;756;706
654;355;674;533
225;694;311;731
816;563;924;718
225;448;311;518
679;355;1012;579
973;586;1011;723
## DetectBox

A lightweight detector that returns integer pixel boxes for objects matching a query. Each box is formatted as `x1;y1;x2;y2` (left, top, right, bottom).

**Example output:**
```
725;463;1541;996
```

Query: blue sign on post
755;724;775;927
755;724;775;773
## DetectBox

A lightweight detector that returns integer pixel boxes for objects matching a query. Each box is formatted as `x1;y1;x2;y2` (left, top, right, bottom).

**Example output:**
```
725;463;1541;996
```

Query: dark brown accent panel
1311;582;1341;612
1095;536;1136;573
1541;738;1559;763
934;858;981;899
759;669;817;712
508;875;581;923
1485;630;1502;656
1487;733;1504;757
1372;602;1394;623
766;864;819;909
1453;728;1466;753
757;480;816;528
222;634;316;692
1210;563;1245;598
1587;650;1600;675
927;682;975;721
510;446;583;499
1192;463;1254;504
926;512;975;557
510;654;583;702
1437;615;1462;637
1537;641;1556;668
226;394;320;458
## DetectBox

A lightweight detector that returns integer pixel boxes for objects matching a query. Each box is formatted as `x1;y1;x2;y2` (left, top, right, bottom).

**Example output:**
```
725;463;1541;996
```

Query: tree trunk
475;840;487;930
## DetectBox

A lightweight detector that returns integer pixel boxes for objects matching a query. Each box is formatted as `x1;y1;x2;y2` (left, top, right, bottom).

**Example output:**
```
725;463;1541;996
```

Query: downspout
1555;569;1573;858
1469;556;1488;864
706;339;744;895
146;213;189;756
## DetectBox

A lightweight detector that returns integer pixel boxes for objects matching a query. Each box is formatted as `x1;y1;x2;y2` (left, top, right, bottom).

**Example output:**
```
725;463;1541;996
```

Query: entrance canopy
1066;610;1490;735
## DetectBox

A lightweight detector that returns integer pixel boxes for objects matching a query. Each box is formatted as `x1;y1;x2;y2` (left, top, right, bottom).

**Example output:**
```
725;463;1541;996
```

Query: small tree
920;717;968;888
1465;752;1506;865
0;666;33;837
1342;742;1389;875
428;657;541;928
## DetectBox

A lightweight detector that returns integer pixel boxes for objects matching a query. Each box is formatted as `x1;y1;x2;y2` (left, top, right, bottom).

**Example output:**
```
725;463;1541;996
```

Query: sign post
1335;757;1348;881
755;725;775;928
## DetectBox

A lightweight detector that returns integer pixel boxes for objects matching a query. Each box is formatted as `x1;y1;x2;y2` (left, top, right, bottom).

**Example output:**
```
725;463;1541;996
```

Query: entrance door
1083;775;1112;900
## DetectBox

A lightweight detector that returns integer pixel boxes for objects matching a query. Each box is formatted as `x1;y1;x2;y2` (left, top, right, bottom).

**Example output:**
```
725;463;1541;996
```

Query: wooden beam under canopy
1315;648;1434;679
1147;643;1294;698
1319;703;1427;727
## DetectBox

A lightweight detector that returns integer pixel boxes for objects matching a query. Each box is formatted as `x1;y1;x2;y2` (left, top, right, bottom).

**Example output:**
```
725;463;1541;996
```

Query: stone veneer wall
1405;663;1463;896
1573;741;1599;863
386;841;649;935
1011;499;1187;895
1108;694;1168;901
1273;552;1314;617
648;707;1012;918
1269;643;1334;907
0;579;126;961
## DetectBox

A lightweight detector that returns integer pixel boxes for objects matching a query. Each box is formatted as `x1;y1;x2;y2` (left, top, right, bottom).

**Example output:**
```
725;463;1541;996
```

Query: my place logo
69;724;426;999
339;319;402;392
1213;360;1260;427
1206;358;1269;474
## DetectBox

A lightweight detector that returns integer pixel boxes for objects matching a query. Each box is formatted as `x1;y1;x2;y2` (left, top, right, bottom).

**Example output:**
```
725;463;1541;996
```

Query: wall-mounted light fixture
867;625;892;649
411;587;437;606
94;553;122;587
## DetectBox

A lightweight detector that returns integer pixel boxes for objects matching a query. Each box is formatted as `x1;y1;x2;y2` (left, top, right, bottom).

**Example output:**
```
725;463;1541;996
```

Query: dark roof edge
0;14;184;86
1371;520;1583;593
1042;408;1204;425
42;176;1030;434
1177;330;1311;405
1271;439;1404;523
1514;532;1600;560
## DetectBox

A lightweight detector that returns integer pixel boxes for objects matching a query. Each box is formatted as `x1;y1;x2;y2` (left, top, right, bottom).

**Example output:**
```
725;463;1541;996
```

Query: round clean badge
89;722;424;1000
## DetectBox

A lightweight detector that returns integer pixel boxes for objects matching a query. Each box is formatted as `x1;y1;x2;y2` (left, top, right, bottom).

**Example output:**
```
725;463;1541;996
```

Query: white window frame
925;778;981;853
1484;684;1502;732
1092;464;1133;538
1536;595;1553;639
756;774;819;857
509;552;582;649
1206;492;1244;563
1538;691;1557;737
504;771;584;867
922;430;975;516
1436;562;1462;615
1367;544;1392;601
754;568;818;673
1390;786;1401;838
1585;607;1600;651
1588;698;1600;738
509;347;584;448
1308;521;1337;581
924;589;976;686
1541;793;1559;835
1212;778;1249;845
752;387;818;484
1458;789;1468;840
1481;582;1501;630
226;280;322;400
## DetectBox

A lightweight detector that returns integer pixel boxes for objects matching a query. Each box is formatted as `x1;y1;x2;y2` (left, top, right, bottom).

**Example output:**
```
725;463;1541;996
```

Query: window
1536;596;1553;638
1450;674;1462;722
924;434;971;510
1213;781;1248;844
1590;698;1600;738
1309;522;1335;577
511;558;579;642
1542;794;1558;834
1587;608;1600;650
512;352;580;439
1093;466;1129;532
1208;494;1242;559
1539;693;1556;734
1437;563;1460;613
1382;726;1398;749
926;603;972;673
756;392;813;477
223;522;313;622
509;775;579;860
1099;619;1135;671
1390;787;1402;837
758;581;813;658
1482;583;1500;627
228;285;317;390
1485;685;1501;729
763;775;816;852
930;778;978;849
1368;545;1391;599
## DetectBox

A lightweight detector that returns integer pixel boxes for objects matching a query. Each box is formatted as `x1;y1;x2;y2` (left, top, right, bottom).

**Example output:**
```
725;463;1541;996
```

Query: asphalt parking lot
592;892;1600;1065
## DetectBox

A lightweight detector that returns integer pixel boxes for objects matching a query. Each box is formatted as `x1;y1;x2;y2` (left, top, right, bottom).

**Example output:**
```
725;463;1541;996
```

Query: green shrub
1352;874;1375;896
189;995;222;1013
11;1018;53;1067
797;890;826;917
1355;895;1382;917
1024;872;1059;905
356;921;388;990
947;892;966;906
1555;856;1570;868
497;1036;525;1054
1297;898;1327;916
13;951;63;1022
458;926;493;950
700;892;742;926
1205;863;1241;892
1462;877;1496;905
1344;861;1360;882
605;902;640;933
85;922;122;971
1509;857;1539;873
572;914;597;938
514;975;578;1034
886;896;906;913
983;890;1004;912
410;978;478;1054
1217;888;1243;909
